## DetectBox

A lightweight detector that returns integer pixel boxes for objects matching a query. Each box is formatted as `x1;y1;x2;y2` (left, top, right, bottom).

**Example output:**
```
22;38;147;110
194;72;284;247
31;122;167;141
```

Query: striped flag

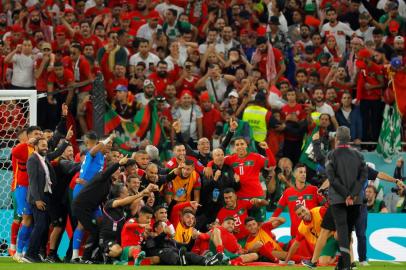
376;104;402;163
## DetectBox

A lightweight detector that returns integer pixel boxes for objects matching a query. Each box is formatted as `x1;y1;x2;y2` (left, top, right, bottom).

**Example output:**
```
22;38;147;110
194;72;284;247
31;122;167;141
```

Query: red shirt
217;200;253;240
74;33;103;54
148;72;175;96
130;10;161;33
176;76;200;93
297;61;321;74
48;69;75;90
220;150;276;198
258;48;283;78
121;218;145;247
356;62;384;101
34;58;49;92
215;226;241;254
62;55;93;92
11;143;34;187
272;185;324;237
165;156;204;174
202;108;223;140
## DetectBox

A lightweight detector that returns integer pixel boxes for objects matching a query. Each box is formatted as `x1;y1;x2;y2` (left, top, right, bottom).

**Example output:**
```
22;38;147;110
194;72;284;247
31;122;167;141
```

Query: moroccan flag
104;106;121;134
377;105;402;163
392;70;406;116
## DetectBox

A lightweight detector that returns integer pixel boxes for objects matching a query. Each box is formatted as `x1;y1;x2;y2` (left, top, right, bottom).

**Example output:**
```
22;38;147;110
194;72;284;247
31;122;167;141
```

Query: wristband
102;137;112;145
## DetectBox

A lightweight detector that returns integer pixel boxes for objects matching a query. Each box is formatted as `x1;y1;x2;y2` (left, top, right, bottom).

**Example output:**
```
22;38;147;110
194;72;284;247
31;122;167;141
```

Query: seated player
244;216;288;263
119;206;158;265
283;205;338;265
210;217;259;265
145;221;223;266
216;188;268;242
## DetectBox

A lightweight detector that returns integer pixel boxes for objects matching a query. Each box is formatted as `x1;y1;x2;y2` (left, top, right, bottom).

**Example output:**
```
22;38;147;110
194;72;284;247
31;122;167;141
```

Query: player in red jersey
272;163;326;238
216;188;268;241
9;128;27;256
207;138;275;222
210;217;258;266
120;206;156;265
12;126;42;261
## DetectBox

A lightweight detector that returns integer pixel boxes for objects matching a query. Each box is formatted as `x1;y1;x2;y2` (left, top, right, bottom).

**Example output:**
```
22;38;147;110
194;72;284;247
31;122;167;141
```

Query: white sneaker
12;254;23;263
359;261;370;266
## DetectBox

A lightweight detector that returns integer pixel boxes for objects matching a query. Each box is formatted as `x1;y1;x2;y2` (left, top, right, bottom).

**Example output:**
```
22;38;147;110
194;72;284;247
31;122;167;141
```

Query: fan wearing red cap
355;47;385;143
51;25;71;57
62;19;103;54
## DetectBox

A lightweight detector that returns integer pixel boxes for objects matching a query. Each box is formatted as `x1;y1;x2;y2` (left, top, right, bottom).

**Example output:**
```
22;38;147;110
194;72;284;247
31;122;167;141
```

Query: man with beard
130;0;161;33
27;8;52;37
97;31;129;80
130;39;160;76
251;37;285;85
62;20;103;54
296;24;313;49
312;88;339;129
148;60;175;96
0;12;8;38
165;160;201;205
105;64;128;101
24;136;69;263
321;8;354;54
112;85;139;120
215;26;240;58
136;80;156;107
393;36;406;63
339;0;362;31
140;163;167;205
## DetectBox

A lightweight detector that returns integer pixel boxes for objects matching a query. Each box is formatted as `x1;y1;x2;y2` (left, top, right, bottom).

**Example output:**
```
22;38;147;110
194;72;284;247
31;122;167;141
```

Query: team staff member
72;156;130;263
24;136;69;263
325;126;368;270
206;138;276;222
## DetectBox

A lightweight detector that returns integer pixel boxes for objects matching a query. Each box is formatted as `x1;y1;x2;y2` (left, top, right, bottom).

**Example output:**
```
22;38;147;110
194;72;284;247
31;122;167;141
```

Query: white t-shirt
321;22;354;54
129;52;160;76
172;105;203;141
355;27;375;42
136;23;162;42
205;77;228;103
164;54;186;71
11;53;35;88
154;3;184;19
316;103;335;117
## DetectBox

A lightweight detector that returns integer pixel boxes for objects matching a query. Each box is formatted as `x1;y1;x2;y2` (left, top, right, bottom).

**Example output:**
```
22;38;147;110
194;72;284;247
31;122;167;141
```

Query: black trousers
72;204;99;261
158;248;206;265
331;204;360;269
27;195;51;259
355;204;368;262
360;99;384;143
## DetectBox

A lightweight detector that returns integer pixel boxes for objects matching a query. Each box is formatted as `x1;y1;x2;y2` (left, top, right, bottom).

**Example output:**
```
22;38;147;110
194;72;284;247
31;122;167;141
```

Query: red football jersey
272;185;324;237
223;152;270;198
121;219;145;247
217;200;253;240
216;226;241;254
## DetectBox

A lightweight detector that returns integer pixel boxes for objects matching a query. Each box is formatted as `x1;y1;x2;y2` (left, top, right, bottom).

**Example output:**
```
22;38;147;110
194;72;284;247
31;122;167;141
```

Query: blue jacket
335;105;363;140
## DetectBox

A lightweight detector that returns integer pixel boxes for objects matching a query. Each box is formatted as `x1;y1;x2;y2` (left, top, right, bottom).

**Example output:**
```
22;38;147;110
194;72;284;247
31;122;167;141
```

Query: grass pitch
1;258;405;270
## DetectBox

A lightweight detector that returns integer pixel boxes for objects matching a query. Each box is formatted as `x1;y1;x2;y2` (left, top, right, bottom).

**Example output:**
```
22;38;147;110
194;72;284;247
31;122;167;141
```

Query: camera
391;187;406;196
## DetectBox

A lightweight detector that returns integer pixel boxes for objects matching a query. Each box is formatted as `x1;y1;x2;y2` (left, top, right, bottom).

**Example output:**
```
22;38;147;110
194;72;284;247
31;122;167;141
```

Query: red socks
216;245;224;253
10;221;20;246
140;258;152;265
230;257;244;266
259;242;278;263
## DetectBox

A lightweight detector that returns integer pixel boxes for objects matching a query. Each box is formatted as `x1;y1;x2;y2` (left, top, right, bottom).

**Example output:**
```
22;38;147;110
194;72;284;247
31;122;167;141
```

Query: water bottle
212;188;220;202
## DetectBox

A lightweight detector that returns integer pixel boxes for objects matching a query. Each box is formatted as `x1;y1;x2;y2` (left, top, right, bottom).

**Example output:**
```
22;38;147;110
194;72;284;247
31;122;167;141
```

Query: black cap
256;36;267;45
239;10;250;19
255;90;266;102
305;45;315;54
269;16;280;25
154;204;168;213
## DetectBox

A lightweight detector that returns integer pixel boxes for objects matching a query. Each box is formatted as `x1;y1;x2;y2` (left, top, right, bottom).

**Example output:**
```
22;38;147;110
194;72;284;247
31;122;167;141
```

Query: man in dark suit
23;137;58;263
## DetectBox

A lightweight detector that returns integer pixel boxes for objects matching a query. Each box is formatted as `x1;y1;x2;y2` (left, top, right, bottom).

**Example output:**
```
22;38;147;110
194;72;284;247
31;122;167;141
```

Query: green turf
0;258;405;270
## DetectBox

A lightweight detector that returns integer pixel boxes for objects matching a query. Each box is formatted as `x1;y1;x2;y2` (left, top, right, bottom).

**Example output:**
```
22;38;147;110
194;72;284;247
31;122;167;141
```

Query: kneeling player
284;205;338;265
210;217;258;265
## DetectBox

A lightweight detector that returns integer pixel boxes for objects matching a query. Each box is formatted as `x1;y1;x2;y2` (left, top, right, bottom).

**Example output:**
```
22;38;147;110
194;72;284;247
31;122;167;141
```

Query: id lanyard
103;207;125;232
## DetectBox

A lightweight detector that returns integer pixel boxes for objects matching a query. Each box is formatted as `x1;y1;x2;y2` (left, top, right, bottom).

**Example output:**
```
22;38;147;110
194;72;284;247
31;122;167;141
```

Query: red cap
149;13;160;20
199;91;210;103
64;8;75;14
120;12;132;21
357;48;372;60
256;26;267;37
55;25;66;35
11;24;24;33
180;89;193;98
389;20;400;32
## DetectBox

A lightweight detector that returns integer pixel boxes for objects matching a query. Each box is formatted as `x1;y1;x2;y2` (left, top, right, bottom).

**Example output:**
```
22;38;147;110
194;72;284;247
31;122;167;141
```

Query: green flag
377;104;402;163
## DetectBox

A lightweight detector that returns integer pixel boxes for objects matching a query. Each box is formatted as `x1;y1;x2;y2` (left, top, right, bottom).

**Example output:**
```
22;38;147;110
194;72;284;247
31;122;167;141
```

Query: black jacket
325;145;368;205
